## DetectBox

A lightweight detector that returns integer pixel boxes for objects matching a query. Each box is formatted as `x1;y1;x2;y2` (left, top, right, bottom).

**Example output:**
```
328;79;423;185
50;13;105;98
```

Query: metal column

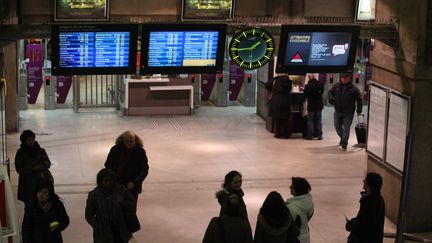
238;69;257;107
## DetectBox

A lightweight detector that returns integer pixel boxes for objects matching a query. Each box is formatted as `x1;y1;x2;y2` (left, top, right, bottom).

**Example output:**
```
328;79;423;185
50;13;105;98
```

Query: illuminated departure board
59;32;130;68
148;31;218;67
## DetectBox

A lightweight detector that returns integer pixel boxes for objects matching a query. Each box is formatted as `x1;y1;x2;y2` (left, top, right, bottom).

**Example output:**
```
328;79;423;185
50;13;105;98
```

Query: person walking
346;172;385;243
285;177;314;243
265;73;293;138
15;129;54;204
303;74;324;140
85;168;138;243
327;72;363;151
22;181;69;243
254;191;300;243
105;130;149;209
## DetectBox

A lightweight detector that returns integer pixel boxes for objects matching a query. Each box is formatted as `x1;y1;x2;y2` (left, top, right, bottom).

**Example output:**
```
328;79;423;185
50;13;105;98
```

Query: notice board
366;85;387;160
385;92;410;171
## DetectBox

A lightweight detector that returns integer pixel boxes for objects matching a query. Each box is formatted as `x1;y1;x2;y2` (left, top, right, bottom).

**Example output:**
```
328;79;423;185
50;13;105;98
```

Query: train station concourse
1;0;432;242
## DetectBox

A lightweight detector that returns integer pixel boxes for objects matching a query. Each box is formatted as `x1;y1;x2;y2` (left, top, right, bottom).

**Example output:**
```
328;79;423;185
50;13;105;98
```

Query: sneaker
317;136;323;140
304;137;313;140
340;146;347;151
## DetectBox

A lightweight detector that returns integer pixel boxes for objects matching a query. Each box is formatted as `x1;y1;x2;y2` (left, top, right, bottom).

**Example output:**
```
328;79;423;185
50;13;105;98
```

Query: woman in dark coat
265;74;293;138
216;171;249;225
85;168;137;243
254;191;300;243
22;181;69;243
105;130;149;208
15;129;53;203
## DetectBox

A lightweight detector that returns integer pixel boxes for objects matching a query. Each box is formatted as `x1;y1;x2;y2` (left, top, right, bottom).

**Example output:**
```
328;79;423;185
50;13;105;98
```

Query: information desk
125;78;193;115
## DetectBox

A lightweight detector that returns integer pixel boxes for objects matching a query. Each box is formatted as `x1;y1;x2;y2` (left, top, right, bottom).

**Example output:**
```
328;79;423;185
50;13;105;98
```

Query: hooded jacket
254;211;300;243
285;193;314;243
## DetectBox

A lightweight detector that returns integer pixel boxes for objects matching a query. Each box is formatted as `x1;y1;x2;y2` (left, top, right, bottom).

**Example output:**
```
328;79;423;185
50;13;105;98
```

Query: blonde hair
115;130;143;148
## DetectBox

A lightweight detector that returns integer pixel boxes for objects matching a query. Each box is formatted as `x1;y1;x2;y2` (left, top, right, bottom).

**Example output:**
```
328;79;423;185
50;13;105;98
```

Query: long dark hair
222;170;241;189
291;177;311;196
260;191;288;228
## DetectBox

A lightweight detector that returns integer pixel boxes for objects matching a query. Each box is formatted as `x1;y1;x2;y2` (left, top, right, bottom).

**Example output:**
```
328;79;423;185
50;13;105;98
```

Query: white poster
356;0;376;21
386;93;409;171
366;85;387;159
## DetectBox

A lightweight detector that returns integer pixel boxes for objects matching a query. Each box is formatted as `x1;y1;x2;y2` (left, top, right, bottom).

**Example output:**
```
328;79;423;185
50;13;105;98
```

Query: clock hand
250;41;262;50
236;47;253;51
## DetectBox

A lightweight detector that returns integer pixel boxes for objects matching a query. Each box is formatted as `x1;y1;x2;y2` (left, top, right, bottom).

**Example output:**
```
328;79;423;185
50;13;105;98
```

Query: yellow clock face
229;28;275;70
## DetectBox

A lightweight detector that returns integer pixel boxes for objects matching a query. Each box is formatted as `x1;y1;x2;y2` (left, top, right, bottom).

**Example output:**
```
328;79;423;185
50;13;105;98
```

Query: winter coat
105;144;149;195
327;82;363;114
216;188;249;225
15;142;52;203
253;211;300;243
22;195;69;243
266;76;293;119
286;193;314;243
203;215;253;243
303;78;324;111
345;192;385;243
85;183;136;243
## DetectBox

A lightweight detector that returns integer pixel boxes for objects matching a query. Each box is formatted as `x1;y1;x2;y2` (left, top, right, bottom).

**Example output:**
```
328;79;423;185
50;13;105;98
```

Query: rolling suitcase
355;114;367;144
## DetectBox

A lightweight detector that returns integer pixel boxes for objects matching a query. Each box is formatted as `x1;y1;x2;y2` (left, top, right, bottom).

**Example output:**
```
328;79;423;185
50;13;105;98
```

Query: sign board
386;92;410;171
182;0;234;21
355;0;376;22
366;85;387;160
55;0;109;21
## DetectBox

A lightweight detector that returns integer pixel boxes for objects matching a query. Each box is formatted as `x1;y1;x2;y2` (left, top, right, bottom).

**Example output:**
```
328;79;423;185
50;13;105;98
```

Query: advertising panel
55;0;109;21
182;0;234;21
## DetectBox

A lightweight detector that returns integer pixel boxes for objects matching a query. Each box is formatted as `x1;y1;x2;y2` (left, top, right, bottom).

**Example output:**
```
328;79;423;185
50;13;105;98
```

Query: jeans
307;110;322;138
334;112;354;147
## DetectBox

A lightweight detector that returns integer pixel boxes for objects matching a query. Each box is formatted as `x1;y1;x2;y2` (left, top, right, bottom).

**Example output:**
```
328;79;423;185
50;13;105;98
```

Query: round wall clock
229;27;275;70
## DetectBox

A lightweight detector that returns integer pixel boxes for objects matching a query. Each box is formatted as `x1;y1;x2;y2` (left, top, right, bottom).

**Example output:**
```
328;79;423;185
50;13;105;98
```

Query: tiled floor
8;105;396;243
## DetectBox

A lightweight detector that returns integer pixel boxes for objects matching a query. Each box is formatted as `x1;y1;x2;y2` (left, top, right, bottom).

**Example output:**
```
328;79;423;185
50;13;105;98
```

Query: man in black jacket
303;74;324;140
346;172;385;243
327;72;363;151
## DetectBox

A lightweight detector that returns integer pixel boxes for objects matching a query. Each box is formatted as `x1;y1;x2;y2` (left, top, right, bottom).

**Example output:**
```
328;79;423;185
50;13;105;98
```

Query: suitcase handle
357;113;365;124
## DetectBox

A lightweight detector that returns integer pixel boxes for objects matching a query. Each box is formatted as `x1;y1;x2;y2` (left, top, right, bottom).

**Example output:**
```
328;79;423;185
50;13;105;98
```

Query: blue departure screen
59;32;130;68
148;31;219;67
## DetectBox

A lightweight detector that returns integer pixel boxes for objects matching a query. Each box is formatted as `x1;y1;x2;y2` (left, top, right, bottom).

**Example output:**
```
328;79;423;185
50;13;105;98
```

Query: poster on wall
54;0;109;21
355;0;376;22
385;92;411;172
182;0;234;21
366;84;387;160
26;44;43;104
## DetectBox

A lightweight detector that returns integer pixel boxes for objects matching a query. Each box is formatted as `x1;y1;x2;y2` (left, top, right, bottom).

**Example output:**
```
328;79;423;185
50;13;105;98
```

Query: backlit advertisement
182;0;234;21
55;0;109;21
